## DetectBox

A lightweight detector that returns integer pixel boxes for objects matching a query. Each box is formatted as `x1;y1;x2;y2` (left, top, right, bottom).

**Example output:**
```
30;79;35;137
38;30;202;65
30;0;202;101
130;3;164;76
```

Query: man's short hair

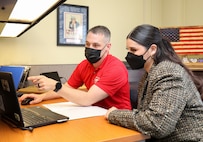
88;25;111;42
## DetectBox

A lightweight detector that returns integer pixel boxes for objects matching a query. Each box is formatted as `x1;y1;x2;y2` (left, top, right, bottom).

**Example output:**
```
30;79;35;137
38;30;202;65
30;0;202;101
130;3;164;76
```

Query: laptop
0;65;31;97
0;66;25;90
0;72;69;131
18;71;62;94
40;71;61;82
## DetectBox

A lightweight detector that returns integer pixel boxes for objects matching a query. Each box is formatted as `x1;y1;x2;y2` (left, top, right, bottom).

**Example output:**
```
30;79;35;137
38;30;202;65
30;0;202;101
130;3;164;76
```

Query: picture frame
57;4;89;46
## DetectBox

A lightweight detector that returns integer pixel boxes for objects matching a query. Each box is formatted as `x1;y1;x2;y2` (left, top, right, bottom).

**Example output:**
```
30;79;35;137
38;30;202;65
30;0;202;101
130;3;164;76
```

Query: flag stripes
160;26;203;55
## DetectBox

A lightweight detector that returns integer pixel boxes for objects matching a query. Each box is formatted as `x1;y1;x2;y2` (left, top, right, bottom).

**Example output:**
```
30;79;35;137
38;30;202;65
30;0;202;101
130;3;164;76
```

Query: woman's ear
150;44;157;56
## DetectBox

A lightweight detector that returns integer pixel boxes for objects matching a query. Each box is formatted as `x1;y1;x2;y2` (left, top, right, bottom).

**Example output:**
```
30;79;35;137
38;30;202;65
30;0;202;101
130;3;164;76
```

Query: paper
43;102;107;120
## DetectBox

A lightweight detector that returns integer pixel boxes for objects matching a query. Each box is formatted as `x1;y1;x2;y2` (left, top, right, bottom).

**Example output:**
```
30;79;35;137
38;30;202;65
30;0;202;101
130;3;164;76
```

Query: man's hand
28;75;57;91
19;93;45;105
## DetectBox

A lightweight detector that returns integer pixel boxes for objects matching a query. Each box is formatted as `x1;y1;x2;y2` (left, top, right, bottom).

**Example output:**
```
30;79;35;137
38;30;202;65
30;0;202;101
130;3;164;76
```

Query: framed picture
57;4;89;46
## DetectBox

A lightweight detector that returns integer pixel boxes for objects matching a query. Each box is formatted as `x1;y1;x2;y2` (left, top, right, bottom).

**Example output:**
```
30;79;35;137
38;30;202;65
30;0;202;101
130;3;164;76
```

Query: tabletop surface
0;98;150;142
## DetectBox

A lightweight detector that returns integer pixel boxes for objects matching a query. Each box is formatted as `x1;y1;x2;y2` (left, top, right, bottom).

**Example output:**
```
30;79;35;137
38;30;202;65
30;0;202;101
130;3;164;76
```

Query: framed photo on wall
57;4;89;46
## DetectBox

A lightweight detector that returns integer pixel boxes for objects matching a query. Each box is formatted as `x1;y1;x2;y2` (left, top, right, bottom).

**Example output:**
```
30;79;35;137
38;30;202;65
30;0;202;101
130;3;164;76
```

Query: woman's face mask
125;52;146;69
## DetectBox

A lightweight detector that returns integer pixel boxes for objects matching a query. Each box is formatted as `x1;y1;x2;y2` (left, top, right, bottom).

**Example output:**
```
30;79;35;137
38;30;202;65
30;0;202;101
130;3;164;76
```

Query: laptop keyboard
20;106;68;128
21;107;52;125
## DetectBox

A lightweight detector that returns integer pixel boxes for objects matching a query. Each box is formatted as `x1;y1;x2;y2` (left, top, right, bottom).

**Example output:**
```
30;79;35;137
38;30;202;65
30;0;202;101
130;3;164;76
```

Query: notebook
0;72;69;131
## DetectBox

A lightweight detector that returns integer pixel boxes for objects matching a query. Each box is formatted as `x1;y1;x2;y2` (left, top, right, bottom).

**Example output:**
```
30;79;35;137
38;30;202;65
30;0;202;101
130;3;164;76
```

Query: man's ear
106;43;111;49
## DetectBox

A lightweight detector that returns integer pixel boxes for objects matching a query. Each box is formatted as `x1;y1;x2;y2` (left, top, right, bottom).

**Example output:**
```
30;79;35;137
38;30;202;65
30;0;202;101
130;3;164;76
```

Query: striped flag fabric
160;26;203;55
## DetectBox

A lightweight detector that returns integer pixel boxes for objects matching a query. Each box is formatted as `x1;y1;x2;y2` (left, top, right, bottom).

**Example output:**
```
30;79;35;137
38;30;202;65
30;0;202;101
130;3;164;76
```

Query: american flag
160;26;203;55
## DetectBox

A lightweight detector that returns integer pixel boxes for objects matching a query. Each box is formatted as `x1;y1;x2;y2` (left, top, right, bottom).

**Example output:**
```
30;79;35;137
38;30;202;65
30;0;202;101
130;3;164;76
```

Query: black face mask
125;52;146;69
85;47;102;63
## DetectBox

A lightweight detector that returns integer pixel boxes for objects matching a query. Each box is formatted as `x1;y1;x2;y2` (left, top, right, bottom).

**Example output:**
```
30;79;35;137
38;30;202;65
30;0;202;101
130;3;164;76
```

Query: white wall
0;0;163;65
1;0;203;65
162;0;203;27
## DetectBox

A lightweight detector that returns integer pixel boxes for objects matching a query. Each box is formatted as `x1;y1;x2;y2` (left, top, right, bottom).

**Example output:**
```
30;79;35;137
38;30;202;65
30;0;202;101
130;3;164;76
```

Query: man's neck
93;54;108;69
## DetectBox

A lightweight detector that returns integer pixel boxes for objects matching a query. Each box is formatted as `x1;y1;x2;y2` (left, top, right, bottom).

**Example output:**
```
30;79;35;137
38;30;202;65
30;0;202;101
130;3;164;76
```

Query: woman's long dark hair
127;24;203;100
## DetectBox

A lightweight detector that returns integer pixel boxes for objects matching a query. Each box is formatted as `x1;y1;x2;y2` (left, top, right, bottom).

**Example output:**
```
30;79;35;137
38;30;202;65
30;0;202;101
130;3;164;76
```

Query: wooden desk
185;62;203;71
0;98;150;142
18;86;46;94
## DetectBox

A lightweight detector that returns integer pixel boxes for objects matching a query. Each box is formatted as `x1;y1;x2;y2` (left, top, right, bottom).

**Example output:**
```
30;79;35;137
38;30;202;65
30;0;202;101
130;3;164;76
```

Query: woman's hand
105;106;117;120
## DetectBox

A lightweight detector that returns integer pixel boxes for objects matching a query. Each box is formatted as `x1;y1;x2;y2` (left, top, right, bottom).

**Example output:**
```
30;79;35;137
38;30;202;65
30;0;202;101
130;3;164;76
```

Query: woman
105;24;203;142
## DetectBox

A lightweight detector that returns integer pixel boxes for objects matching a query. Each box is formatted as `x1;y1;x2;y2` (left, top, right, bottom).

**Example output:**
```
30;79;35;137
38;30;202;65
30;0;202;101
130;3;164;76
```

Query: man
69;16;80;31
20;25;131;109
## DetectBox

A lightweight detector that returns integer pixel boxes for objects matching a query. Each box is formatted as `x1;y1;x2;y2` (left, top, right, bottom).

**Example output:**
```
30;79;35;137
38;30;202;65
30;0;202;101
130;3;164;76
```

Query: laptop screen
0;72;69;130
40;71;61;82
0;66;25;90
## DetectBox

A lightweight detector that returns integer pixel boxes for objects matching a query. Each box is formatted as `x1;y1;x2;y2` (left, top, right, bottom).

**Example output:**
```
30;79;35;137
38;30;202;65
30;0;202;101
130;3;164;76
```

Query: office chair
128;68;145;109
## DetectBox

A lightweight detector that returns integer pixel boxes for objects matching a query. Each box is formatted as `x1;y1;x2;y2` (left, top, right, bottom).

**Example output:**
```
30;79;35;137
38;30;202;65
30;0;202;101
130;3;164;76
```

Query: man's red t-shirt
67;54;131;109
